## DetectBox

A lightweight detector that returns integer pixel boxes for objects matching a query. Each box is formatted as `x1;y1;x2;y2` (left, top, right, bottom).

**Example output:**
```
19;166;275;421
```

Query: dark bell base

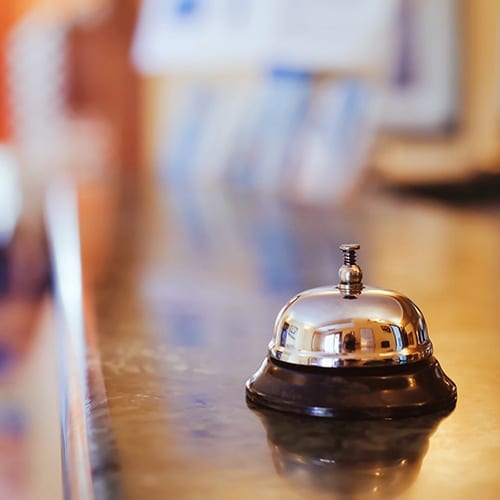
245;356;457;419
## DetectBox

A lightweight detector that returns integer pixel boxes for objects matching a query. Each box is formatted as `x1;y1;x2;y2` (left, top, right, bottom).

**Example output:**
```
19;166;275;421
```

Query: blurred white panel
380;0;460;132
132;0;397;73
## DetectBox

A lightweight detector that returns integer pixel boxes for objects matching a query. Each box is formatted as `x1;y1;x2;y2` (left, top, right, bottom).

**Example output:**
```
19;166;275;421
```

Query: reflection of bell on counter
246;244;457;418
249;404;448;498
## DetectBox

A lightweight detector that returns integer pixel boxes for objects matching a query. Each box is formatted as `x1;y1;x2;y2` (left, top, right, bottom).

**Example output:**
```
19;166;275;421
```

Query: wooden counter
84;182;500;499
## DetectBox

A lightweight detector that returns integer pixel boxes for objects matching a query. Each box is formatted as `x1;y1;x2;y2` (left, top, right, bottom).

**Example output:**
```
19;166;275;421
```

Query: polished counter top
87;183;500;499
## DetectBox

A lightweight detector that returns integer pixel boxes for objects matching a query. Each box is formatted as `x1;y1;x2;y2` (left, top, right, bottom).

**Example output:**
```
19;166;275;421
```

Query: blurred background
1;0;499;202
0;1;499;498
